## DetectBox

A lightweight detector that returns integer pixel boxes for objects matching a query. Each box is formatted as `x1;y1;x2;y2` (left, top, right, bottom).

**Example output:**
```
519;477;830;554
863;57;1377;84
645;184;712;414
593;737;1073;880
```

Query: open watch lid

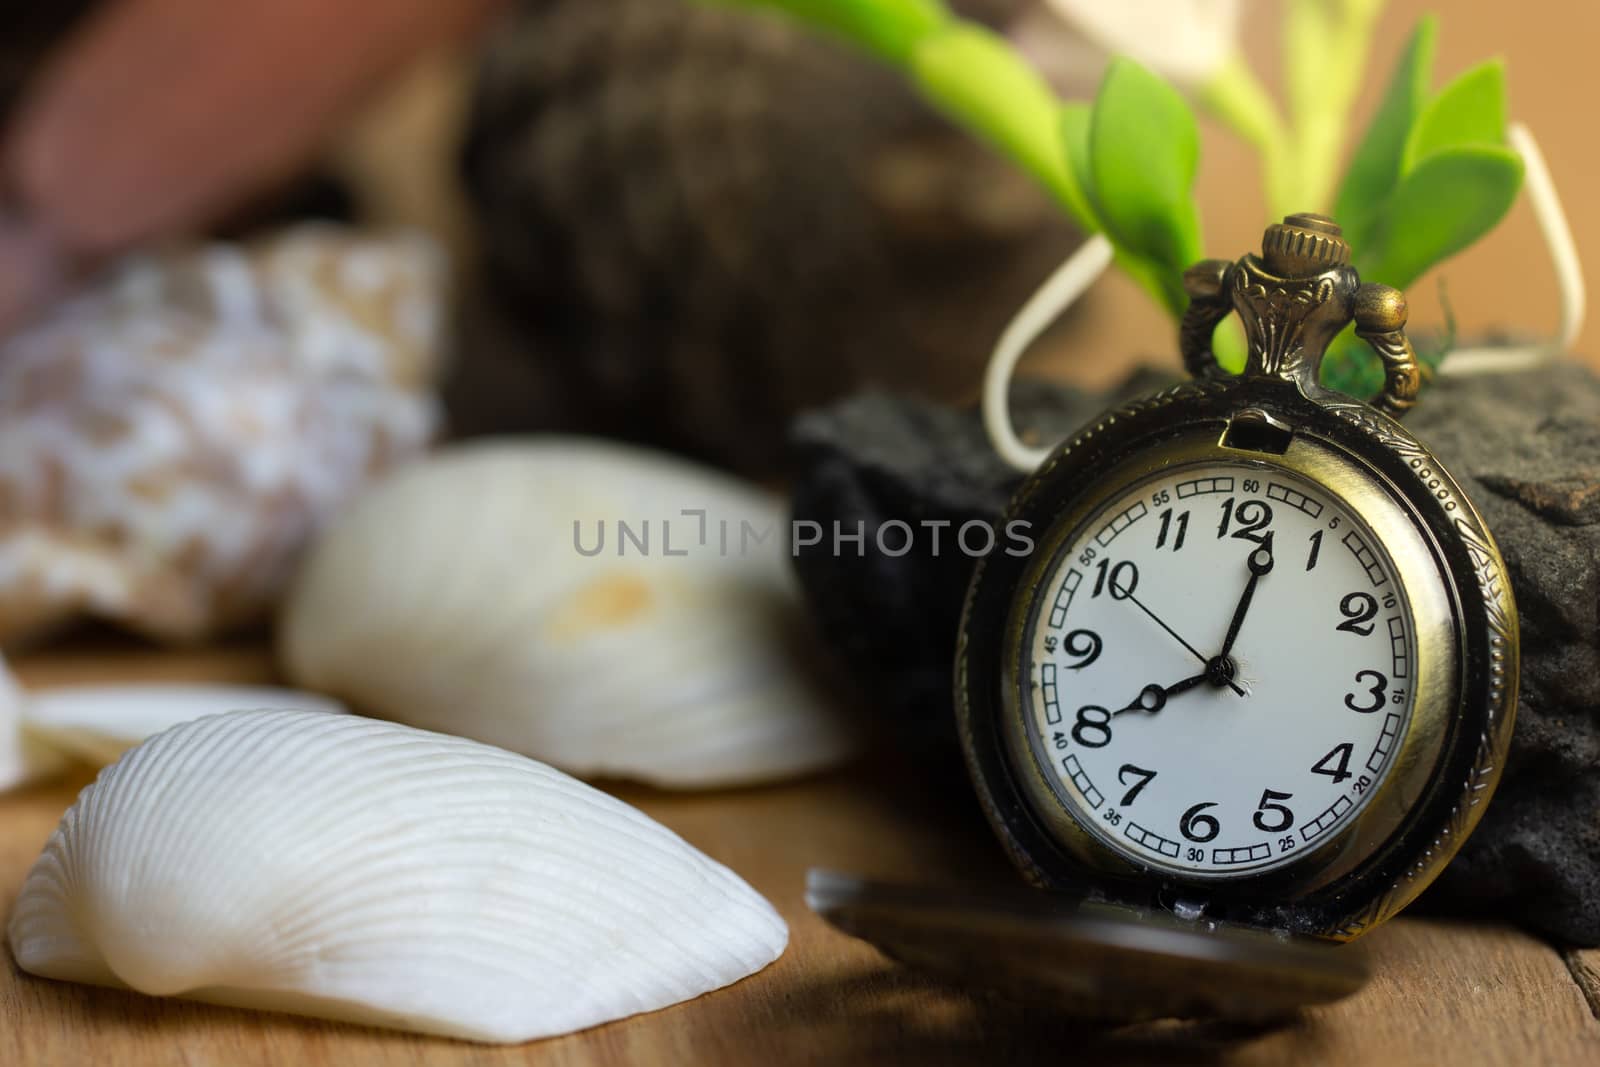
806;869;1370;1024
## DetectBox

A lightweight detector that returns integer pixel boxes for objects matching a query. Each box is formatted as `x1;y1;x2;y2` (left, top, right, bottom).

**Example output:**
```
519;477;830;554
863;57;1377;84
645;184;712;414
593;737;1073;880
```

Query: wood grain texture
4;639;1599;1066
1568;949;1600;1021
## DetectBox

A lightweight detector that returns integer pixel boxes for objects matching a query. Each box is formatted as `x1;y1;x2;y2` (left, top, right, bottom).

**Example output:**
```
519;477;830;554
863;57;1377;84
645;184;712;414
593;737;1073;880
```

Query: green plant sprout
703;0;1538;403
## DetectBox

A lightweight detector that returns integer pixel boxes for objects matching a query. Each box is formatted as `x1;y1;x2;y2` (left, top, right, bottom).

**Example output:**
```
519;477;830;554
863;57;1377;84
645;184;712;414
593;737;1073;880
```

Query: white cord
1441;123;1585;375
982;233;1115;473
980;126;1580;471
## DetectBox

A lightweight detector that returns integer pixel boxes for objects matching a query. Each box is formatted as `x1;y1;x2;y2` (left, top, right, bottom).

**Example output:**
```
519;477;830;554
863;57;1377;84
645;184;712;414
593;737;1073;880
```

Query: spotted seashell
0;224;445;644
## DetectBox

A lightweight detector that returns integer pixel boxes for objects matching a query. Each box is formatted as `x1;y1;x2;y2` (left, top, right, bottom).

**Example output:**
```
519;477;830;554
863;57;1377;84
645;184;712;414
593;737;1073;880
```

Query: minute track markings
1213;842;1273;865
1266;481;1324;519
1367;713;1402;774
1094;501;1149;548
1387;615;1409;679
1341;530;1389;588
1046;568;1082;630
1026;462;1417;876
1176;475;1234;498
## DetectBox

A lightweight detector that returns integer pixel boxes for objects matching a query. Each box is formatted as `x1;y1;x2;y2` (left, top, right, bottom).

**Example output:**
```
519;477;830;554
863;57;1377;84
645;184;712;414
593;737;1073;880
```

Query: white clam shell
9;709;787;1043
280;438;860;788
21;683;346;766
0;655;67;791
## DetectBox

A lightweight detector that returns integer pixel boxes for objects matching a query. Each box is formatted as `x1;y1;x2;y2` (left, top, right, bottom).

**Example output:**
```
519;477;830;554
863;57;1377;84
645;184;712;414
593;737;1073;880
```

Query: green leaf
1321;322;1450;398
910;25;1091;228
1281;0;1384;214
701;0;950;64
1356;144;1523;290
1114;248;1188;319
1059;103;1099;231
1087;58;1203;278
1214;317;1248;374
1320;326;1383;397
1333;16;1437;250
1401;60;1508;171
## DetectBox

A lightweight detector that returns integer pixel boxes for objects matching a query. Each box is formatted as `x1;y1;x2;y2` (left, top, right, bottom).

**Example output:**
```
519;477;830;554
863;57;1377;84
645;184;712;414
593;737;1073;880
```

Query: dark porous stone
789;369;1175;757
1405;364;1600;945
788;363;1600;945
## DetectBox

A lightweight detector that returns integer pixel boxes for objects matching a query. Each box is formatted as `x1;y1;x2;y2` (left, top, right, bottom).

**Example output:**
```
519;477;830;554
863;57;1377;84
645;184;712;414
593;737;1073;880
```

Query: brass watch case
955;376;1519;940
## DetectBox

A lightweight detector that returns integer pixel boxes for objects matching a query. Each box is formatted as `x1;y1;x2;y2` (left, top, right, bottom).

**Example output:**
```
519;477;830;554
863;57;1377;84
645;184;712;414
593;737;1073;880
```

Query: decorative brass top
1261;213;1351;276
1179;214;1420;418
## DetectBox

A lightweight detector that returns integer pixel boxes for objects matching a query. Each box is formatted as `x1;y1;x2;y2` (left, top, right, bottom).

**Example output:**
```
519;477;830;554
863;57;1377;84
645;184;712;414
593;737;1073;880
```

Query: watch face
1021;461;1418;878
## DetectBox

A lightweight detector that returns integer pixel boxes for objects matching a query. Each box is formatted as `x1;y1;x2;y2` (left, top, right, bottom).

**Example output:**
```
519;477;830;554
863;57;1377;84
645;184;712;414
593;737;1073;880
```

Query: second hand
1109;578;1247;698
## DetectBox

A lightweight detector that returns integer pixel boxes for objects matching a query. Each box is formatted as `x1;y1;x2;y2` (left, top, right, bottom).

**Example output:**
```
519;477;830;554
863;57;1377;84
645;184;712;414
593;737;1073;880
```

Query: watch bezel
1003;448;1445;889
955;377;1518;940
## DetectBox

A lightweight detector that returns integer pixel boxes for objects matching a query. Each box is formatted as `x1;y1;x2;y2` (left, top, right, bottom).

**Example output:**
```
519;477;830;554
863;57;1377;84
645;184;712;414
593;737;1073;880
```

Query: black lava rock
789;363;1600;945
1404;365;1600;945
789;371;1174;756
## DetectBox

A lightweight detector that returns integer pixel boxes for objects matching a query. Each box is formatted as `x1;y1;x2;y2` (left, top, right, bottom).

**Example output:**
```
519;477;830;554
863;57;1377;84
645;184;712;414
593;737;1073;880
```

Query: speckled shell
9;709;787;1043
0;225;445;644
280;438;861;788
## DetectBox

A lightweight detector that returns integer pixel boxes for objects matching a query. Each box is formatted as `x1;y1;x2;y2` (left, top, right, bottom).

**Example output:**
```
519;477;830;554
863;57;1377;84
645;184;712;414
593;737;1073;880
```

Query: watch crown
1261;213;1351;277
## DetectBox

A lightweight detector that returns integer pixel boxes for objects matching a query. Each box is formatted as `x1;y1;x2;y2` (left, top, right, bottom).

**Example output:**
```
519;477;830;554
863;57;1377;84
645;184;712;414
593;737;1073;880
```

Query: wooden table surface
4;638;1599;1067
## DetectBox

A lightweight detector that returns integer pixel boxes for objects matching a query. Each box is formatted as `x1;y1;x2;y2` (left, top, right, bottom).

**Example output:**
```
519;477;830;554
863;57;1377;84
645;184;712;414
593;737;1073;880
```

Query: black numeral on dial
1179;802;1220;843
1072;706;1112;748
1216;498;1274;543
1117;764;1157;805
1060;629;1102;670
1155;508;1190;551
1091;560;1138;599
1344;670;1388;713
1337;592;1379;636
1312;742;1354;783
1252;789;1296;833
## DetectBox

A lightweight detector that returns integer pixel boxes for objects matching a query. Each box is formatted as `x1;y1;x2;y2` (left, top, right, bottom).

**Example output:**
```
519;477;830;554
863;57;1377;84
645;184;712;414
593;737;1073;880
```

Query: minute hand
1218;533;1275;662
1110;577;1248;698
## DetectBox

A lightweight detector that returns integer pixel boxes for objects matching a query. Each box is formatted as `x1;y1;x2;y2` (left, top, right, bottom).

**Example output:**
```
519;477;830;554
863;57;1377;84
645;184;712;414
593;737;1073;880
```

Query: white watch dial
1023;461;1417;877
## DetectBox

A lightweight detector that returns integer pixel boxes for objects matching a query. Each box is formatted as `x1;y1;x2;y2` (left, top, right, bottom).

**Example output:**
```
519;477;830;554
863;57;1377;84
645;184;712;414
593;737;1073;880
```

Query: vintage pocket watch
813;215;1520;1019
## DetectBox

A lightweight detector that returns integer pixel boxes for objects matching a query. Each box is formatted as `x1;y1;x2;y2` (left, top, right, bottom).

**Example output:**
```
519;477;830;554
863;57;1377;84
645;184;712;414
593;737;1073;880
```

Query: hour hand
1113;673;1210;716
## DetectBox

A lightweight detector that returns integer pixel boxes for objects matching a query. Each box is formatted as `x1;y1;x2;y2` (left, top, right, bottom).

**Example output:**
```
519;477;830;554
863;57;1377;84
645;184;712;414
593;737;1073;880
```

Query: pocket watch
811;215;1520;1021
958;212;1518;938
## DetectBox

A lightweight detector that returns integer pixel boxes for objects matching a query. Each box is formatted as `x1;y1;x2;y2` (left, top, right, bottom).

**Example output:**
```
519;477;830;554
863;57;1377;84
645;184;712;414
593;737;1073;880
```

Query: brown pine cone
455;0;1085;474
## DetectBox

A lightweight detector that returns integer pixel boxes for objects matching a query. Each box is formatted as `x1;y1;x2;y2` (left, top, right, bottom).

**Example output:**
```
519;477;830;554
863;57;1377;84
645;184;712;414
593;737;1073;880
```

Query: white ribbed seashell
21;683;346;766
0;655;67;791
9;709;787;1043
280;438;860;788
